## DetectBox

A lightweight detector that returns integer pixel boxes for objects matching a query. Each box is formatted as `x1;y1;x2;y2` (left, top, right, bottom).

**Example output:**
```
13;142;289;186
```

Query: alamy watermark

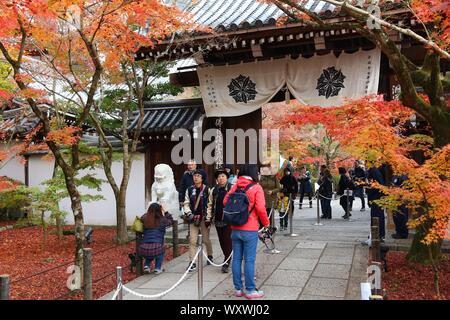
171;128;280;167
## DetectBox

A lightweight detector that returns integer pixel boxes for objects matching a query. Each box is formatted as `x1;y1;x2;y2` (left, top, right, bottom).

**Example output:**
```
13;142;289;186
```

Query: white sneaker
361;238;371;246
143;266;150;274
154;269;163;275
245;289;264;299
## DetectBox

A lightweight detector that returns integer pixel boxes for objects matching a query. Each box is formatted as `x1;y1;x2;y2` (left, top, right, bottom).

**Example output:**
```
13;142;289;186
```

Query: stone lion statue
150;164;179;214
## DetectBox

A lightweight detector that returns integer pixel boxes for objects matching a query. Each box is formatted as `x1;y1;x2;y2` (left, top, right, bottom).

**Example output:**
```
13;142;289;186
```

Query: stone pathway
101;199;370;300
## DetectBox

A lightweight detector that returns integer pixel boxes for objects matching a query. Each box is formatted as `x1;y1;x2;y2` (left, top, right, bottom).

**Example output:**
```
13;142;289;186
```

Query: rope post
135;232;143;276
286;194;298;237
83;248;92;300
116;266;123;300
197;234;203;300
0;275;9;300
346;190;350;219
314;192;323;226
270;200;275;229
172;220;179;258
371;217;381;262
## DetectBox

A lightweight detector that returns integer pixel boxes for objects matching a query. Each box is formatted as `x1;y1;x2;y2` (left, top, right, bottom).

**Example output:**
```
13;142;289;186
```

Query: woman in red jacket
224;164;270;299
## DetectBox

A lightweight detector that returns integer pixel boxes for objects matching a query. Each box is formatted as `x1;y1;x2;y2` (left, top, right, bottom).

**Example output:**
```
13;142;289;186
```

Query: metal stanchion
0;275;9;300
346;190;350;218
197;234;203;300
116;266;123;300
270;200;275;229
263;200;280;254
285;195;298;237
314;192;323;226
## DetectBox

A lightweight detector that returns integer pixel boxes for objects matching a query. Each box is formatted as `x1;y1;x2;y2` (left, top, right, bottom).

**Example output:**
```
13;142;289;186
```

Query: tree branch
320;0;450;60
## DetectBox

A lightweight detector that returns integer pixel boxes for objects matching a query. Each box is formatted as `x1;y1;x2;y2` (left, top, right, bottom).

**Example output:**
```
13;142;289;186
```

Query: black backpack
223;183;256;226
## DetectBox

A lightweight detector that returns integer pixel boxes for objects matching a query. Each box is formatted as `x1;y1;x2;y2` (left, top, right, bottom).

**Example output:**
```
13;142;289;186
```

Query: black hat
193;169;207;181
214;167;230;179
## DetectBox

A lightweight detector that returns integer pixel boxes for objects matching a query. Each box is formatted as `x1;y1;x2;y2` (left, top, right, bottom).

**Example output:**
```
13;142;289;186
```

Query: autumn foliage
276;96;449;245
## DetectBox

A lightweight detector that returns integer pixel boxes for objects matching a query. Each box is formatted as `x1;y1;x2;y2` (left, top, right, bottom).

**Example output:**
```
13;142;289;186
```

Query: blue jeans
231;230;259;292
144;252;164;270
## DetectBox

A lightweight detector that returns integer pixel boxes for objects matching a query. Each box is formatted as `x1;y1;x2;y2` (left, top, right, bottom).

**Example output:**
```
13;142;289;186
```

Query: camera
193;215;202;227
258;226;277;242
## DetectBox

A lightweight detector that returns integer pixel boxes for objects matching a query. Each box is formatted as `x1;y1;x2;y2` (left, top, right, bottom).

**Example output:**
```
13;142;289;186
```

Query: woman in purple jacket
139;203;173;274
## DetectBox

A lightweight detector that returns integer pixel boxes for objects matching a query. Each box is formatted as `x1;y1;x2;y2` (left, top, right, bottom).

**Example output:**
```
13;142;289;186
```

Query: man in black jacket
366;165;386;241
178;159;197;207
280;168;298;215
337;167;355;219
350;160;367;211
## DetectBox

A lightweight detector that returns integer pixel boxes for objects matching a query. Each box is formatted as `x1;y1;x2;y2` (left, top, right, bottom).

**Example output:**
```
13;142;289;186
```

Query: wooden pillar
371;217;381;262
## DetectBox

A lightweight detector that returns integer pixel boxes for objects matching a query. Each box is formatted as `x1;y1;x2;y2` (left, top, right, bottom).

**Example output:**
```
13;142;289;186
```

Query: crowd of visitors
135;155;408;299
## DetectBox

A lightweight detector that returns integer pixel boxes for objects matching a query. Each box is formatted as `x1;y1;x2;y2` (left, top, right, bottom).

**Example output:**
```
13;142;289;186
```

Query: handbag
132;216;144;233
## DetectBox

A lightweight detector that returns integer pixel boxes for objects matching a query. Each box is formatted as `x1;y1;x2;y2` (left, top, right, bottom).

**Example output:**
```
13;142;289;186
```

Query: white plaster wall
62;153;146;226
0;143;26;183
1;146;146;226
28;156;54;188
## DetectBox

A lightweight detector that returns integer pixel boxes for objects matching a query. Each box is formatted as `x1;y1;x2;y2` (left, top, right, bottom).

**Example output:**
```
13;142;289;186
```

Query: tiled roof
180;0;334;31
0;100;86;137
128;99;204;134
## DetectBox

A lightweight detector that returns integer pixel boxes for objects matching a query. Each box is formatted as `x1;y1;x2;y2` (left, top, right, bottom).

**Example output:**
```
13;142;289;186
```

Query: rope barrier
111;282;122;301
112;247;202;300
318;193;337;201
278;210;289;219
202;251;233;267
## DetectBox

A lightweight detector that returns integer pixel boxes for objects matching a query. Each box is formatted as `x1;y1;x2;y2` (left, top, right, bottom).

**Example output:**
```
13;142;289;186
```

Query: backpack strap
243;182;257;214
243;182;256;192
194;185;206;212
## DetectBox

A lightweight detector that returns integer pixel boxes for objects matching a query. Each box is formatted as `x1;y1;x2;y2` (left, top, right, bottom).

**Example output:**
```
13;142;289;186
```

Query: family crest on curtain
197;49;381;117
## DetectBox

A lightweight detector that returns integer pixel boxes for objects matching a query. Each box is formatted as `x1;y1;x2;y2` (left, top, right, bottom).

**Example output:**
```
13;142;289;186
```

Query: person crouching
139;202;173;274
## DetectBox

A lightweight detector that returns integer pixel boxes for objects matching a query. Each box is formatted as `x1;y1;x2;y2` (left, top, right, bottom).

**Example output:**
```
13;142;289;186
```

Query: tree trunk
56;215;63;241
52;161;63;241
64;176;85;267
428;107;450;148
116;187;129;244
41;211;47;251
407;222;442;264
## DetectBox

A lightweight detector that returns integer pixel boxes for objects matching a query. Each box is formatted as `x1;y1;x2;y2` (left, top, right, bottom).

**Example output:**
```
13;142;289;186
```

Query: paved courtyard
101;198;371;300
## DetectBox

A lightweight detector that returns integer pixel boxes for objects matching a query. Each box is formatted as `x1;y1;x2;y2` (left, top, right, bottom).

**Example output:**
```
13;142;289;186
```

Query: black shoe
221;263;229;273
342;215;349;219
207;256;213;265
299;204;302;209
187;262;197;272
309;202;313;208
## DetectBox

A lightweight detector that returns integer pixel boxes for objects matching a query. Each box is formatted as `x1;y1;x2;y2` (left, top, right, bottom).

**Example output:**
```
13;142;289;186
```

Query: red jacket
223;176;270;231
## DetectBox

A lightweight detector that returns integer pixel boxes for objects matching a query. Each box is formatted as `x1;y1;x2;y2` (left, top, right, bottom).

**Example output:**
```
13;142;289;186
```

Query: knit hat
193;169;207;182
